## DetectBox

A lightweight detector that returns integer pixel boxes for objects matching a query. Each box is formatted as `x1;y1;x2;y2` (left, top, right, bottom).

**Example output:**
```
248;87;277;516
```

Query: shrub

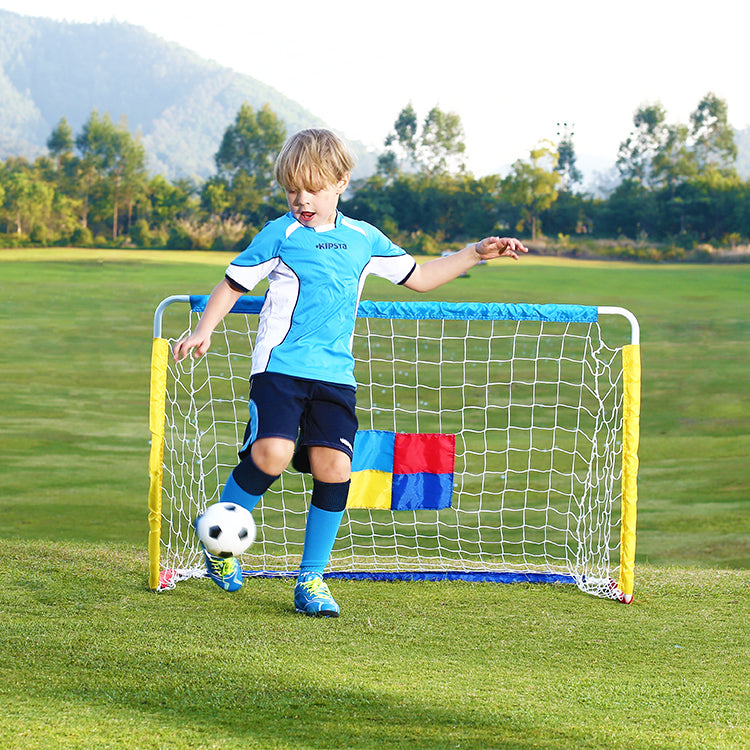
167;223;193;250
129;219;153;248
70;226;93;247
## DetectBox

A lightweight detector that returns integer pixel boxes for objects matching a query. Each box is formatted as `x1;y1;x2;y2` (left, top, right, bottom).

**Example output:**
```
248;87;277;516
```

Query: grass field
1;248;749;749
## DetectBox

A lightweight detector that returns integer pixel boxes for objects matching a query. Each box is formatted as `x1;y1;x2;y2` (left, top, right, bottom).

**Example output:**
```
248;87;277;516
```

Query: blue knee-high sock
220;454;279;512
219;473;263;512
299;480;350;574
299;505;345;574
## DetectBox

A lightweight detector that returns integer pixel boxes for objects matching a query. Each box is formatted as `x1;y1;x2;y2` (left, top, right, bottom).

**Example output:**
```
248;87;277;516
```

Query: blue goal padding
357;300;598;323
240;569;578;585
189;295;598;324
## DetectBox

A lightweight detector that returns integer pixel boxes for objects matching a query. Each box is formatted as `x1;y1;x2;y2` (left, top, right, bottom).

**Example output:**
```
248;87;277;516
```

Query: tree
215;103;286;195
374;149;399;182
75;110;148;239
0;159;54;238
46;117;74;168
381;104;466;176
117;132;149;237
617;94;737;194
689;92;737;172
502;141;561;240
650;122;694;189
596;178;655;239
616;103;671;188
555;123;582;192
420;107;466;175
200;176;231;218
380;103;419;175
44;119;82;240
148;175;196;230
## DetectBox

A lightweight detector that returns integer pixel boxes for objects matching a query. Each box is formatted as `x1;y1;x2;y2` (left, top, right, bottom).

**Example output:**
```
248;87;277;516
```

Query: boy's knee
232;452;279;496
250;438;295;476
308;446;352;484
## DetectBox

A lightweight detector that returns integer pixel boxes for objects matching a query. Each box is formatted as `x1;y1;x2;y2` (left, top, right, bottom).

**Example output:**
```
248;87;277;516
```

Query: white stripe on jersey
340;216;368;238
251;260;300;375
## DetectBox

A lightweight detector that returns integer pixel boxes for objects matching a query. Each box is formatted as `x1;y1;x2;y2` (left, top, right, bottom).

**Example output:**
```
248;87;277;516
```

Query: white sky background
2;0;749;184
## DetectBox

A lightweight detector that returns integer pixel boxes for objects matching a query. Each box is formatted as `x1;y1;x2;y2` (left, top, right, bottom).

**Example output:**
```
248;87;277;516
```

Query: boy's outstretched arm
172;279;243;361
402;237;528;292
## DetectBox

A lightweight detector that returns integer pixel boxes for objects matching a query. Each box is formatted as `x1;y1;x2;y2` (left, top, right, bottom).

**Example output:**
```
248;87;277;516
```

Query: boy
173;128;527;617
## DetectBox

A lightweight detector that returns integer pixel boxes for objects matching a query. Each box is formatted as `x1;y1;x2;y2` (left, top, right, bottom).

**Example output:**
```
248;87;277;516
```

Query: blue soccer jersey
225;212;417;387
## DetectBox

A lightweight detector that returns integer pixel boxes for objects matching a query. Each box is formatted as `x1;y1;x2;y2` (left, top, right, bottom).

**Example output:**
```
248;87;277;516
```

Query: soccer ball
195;502;256;558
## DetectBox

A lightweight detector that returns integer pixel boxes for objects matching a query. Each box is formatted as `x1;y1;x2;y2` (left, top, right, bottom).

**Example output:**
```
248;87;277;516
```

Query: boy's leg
198;451;281;592
299;479;350;573
199;439;286;592
227;373;302;508
293;383;357;617
221;449;280;511
198;373;301;593
294;471;351;617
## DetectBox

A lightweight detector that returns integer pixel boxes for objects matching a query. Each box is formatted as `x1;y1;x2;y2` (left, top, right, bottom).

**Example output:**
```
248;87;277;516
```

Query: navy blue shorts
239;372;358;473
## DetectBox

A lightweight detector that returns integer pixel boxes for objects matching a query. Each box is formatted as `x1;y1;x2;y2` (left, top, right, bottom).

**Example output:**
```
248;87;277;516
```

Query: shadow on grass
2;541;585;750
13;658;581;750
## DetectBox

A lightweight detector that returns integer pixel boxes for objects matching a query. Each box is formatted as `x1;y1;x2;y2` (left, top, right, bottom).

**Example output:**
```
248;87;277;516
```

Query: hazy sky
2;0;748;184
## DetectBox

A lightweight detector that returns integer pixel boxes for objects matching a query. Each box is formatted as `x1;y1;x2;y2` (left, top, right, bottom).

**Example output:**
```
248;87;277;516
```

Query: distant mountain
0;9;376;180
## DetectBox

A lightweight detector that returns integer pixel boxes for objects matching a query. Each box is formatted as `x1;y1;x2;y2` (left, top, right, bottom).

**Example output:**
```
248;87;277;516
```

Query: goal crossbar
148;296;640;602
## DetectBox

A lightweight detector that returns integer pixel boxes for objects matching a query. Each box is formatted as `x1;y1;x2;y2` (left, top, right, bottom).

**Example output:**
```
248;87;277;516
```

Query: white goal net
148;296;640;601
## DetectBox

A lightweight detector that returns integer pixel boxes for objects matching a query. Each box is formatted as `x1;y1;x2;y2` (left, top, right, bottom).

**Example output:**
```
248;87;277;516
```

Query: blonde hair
274;128;355;192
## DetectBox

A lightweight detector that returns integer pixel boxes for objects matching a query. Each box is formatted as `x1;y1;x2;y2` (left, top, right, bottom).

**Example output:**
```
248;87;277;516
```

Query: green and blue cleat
202;549;244;591
294;571;340;617
194;516;243;592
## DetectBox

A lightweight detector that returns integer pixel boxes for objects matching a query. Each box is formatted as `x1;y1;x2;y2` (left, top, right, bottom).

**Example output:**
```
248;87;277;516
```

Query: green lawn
1;248;747;568
0;248;748;749
2;541;749;750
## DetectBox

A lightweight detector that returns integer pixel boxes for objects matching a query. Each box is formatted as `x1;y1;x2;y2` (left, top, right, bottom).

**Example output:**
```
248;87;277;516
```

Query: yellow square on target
347;470;392;509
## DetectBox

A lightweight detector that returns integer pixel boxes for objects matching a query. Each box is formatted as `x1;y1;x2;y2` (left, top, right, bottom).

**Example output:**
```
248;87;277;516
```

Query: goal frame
147;295;640;602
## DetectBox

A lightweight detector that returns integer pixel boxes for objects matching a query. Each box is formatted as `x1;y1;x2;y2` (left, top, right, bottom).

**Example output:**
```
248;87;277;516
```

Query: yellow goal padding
147;337;170;591
618;343;641;602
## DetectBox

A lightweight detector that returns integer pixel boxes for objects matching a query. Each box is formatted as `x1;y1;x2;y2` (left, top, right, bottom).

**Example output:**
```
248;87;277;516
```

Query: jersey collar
312;210;340;233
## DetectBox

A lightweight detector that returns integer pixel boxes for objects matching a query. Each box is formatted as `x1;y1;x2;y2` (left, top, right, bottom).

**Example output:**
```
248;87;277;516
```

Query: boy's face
285;176;349;229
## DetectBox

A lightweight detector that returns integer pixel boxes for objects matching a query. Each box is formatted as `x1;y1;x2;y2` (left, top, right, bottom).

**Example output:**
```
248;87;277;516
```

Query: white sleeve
225;257;279;292
366;253;417;285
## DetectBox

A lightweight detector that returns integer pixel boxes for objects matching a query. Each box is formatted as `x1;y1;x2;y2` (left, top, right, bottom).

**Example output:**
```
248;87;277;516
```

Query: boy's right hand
172;332;211;361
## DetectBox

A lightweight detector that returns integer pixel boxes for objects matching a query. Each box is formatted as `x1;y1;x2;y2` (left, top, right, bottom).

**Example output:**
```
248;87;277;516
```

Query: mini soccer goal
148;295;640;602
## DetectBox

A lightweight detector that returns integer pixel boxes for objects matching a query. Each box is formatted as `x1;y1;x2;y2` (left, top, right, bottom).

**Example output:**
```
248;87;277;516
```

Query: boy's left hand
475;237;529;261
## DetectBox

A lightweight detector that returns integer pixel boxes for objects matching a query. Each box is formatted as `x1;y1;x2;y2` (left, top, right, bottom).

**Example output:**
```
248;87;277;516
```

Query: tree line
1;94;748;259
